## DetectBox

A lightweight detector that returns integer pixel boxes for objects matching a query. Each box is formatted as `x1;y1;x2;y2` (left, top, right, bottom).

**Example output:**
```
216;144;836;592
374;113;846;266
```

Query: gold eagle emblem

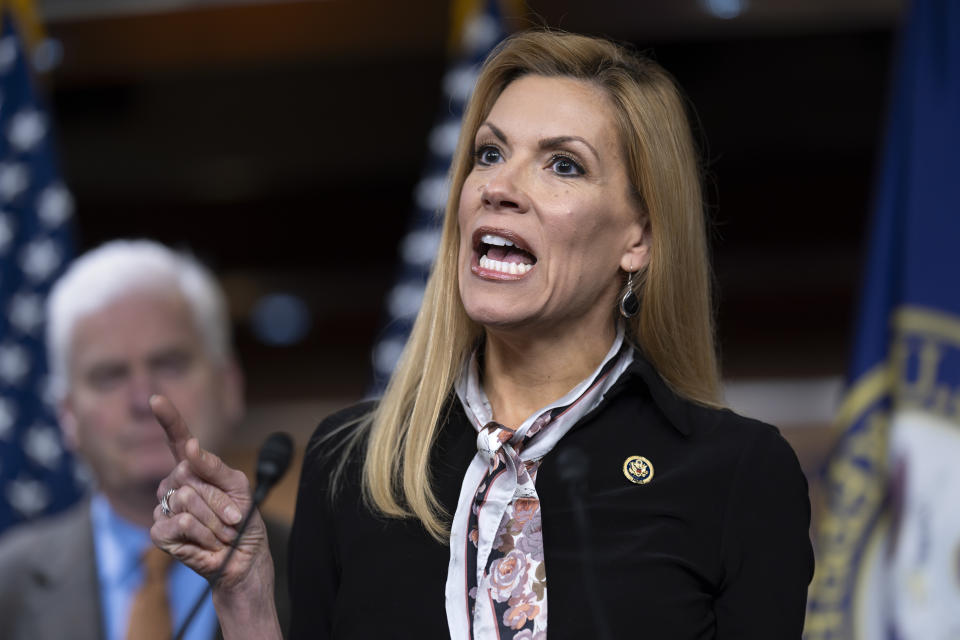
623;455;654;485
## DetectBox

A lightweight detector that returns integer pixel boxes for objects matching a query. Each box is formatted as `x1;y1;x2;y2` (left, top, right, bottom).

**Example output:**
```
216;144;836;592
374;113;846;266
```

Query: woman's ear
621;216;652;272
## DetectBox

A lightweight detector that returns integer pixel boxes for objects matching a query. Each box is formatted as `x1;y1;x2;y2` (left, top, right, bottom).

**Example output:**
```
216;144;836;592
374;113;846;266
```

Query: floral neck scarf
446;326;633;639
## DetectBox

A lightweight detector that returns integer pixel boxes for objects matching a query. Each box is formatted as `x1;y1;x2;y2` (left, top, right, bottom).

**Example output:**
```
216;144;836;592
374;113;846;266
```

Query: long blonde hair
335;31;720;540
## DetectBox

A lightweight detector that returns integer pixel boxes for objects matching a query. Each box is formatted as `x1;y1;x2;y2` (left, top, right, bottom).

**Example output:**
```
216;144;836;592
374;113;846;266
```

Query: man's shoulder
0;501;92;596
0;501;90;566
0;500;112;640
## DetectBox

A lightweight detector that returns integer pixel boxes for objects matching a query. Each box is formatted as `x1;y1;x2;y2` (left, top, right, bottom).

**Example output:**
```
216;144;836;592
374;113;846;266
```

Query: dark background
41;0;900;405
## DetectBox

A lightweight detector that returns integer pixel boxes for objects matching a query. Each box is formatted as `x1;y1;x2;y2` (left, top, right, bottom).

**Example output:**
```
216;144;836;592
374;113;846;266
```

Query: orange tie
126;546;174;640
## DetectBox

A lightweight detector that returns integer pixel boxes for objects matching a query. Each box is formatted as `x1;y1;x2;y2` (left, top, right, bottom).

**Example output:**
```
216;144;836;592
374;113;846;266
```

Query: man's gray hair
46;239;231;400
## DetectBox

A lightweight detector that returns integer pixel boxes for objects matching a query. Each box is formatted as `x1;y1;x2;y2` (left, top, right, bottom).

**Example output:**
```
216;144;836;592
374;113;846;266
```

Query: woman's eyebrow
479;121;508;144
539;135;600;160
478;125;600;161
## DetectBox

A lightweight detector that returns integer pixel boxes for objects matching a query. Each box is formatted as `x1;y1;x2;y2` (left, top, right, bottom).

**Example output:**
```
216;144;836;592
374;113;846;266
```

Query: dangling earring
619;270;639;318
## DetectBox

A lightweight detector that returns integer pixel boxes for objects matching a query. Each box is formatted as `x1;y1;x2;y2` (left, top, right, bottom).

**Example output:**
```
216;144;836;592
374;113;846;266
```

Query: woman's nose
481;163;530;213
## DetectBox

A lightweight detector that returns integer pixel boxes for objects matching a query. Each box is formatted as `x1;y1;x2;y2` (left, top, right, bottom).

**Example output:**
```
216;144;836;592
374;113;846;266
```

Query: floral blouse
447;326;633;639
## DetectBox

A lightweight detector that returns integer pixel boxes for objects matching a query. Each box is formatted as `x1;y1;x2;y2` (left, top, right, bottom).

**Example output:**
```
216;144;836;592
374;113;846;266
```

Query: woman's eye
550;155;584;176
475;145;502;165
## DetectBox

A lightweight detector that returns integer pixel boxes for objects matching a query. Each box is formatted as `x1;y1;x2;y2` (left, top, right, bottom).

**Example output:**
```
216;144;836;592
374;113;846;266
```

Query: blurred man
0;239;288;640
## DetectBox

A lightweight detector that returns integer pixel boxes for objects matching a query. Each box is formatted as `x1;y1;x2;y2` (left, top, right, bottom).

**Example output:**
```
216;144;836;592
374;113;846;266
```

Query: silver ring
160;488;176;517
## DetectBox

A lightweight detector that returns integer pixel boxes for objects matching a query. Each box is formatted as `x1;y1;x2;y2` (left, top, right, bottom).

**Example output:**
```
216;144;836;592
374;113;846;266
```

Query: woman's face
457;74;649;337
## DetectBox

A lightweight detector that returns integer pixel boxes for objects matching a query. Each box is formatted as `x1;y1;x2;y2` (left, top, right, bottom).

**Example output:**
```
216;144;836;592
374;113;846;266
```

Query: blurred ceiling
33;0;905;400
40;0;901;28
38;0;903;78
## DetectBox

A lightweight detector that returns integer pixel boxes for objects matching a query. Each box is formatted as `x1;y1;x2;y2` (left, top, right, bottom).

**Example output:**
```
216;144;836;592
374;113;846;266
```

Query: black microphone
556;446;613;640
253;432;295;504
173;432;294;640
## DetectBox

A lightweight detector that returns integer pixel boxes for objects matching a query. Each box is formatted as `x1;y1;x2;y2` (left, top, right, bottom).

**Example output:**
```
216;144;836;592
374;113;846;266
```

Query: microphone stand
556;447;613;640
173;433;293;640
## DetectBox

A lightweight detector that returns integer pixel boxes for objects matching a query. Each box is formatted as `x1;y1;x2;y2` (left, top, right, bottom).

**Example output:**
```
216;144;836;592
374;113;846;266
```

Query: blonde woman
151;31;813;640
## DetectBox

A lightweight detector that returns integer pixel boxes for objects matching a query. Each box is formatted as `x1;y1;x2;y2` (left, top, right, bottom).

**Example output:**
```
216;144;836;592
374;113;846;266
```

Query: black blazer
289;355;814;639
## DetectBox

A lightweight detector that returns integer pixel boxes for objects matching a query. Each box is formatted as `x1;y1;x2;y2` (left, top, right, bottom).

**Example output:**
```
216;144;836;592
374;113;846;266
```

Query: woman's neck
481;320;618;428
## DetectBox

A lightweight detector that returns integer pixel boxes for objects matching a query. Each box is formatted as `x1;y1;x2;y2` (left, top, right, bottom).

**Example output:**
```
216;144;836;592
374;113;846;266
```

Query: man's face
60;288;243;496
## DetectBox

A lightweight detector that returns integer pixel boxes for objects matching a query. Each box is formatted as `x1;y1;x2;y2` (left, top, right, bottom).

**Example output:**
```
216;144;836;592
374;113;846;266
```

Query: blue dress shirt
90;494;218;640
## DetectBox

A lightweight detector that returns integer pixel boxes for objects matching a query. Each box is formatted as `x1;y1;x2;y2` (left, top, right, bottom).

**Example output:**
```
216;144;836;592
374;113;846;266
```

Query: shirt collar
90;493;151;588
451;324;708;438
610;349;710;437
455;323;631;433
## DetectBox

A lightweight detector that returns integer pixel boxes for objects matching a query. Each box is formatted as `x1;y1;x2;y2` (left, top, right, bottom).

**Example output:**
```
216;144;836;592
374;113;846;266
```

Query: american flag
370;0;507;392
0;8;81;535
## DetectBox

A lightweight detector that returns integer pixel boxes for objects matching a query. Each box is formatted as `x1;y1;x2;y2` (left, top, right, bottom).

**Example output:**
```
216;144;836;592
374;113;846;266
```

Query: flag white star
0;162;29;202
387;282;426;320
73;461;94;492
6;477;50;518
19;238;62;283
0;36;17;74
401;229;442;267
8;292;44;335
0;343;30;384
374;337;407;376
415;174;449;212
0;211;14;253
37;183;73;228
0;396;16;439
429;119;462;157
8;109;47;152
23;423;62;469
37;374;57;408
444;64;480;105
32;38;63;73
462;12;500;54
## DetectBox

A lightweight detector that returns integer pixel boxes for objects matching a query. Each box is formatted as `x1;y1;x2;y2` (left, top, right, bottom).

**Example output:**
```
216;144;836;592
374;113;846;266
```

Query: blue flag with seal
0;6;80;535
805;1;960;637
369;0;509;392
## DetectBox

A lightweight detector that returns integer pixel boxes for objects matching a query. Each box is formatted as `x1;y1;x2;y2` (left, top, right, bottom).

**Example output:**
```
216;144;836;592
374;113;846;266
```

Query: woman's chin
463;302;541;332
459;278;552;332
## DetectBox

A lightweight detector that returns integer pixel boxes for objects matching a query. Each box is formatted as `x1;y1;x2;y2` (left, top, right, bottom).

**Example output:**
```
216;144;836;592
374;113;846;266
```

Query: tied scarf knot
476;421;516;465
478;416;552;489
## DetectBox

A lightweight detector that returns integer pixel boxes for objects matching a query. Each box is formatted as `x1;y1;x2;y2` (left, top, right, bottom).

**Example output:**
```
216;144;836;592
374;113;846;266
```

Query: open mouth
475;232;538;276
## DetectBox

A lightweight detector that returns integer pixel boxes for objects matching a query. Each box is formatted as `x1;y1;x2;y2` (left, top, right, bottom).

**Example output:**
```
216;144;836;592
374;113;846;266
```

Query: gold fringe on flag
448;0;525;53
0;0;46;52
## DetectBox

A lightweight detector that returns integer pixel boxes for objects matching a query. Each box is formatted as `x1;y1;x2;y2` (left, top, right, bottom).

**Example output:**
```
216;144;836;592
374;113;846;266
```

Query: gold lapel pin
623;455;654;485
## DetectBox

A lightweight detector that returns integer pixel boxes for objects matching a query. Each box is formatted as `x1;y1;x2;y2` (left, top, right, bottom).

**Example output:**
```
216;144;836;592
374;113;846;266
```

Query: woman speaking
150;30;814;639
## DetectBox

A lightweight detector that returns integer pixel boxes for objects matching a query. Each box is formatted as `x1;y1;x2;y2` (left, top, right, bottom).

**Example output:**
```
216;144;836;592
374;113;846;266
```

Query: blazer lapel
24;503;105;640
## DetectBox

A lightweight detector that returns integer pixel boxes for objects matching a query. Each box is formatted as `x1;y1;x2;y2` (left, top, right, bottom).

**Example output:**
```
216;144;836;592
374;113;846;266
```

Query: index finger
150;394;193;462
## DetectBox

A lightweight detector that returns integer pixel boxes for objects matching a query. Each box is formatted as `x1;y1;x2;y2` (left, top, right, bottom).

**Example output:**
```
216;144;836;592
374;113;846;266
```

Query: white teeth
481;233;515;247
479;255;532;275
